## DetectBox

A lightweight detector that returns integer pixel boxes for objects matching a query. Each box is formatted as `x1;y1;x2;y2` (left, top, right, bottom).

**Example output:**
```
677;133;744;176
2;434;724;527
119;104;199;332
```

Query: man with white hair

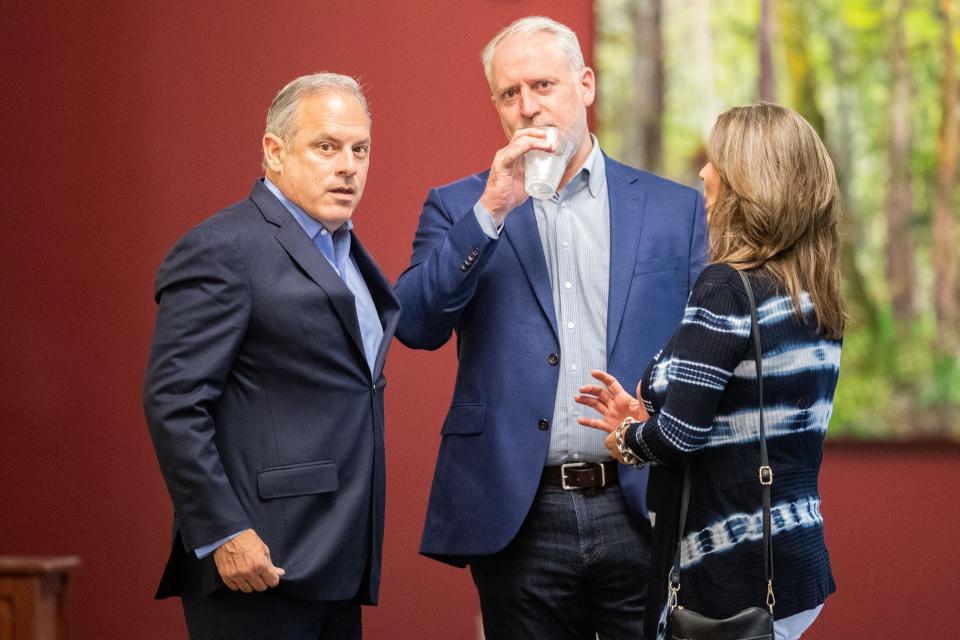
144;72;399;638
396;16;706;638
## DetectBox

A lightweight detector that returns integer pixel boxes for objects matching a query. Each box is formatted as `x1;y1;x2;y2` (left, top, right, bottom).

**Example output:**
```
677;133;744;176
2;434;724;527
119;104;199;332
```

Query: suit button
471;246;480;256
548;353;559;365
460;263;468;271
538;418;550;431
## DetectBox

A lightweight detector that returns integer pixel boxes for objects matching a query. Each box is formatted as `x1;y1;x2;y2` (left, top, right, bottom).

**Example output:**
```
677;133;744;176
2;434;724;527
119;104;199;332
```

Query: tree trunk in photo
758;0;777;102
885;0;917;324
691;0;721;141
631;0;664;173
933;0;960;351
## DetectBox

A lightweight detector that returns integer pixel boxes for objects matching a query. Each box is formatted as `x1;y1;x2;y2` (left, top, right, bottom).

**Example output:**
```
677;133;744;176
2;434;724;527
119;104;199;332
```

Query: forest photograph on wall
596;0;960;439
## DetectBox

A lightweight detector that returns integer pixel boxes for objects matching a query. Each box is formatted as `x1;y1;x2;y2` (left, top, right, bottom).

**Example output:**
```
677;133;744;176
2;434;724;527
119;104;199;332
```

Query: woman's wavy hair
706;103;847;338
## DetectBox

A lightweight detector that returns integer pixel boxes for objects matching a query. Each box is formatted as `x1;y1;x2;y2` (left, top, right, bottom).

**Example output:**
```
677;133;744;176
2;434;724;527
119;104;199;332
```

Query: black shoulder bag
667;270;776;640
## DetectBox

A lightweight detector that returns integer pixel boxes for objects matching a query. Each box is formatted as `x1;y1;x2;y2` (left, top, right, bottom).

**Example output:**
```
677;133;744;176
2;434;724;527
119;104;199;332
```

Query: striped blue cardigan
624;263;839;634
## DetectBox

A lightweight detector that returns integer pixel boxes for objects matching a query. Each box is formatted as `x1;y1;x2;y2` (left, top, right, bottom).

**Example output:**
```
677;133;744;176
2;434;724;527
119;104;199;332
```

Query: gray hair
265;72;370;143
480;16;585;87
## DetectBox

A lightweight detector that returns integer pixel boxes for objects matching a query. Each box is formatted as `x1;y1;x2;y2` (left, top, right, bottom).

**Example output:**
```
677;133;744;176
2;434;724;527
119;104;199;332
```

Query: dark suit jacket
143;180;399;604
395;155;706;564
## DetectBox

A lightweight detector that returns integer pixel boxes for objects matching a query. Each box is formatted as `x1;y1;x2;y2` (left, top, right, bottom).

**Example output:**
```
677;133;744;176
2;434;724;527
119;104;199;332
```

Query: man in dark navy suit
144;73;399;639
395;16;706;640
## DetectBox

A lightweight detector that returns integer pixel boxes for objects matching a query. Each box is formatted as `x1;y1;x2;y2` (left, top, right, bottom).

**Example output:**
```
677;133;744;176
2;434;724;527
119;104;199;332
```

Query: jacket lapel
350;233;400;380
604;156;647;356
504;198;559;340
250;182;366;361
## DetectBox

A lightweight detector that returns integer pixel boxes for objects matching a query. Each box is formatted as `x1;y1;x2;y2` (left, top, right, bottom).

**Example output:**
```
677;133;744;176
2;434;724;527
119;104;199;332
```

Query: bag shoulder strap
669;269;775;614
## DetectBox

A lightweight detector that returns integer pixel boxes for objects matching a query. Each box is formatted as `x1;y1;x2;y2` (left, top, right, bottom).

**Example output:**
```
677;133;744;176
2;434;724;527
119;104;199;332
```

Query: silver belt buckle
560;461;604;490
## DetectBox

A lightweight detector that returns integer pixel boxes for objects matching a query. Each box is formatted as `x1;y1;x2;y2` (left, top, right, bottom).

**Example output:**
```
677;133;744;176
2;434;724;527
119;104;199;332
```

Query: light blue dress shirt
194;178;383;558
474;137;612;464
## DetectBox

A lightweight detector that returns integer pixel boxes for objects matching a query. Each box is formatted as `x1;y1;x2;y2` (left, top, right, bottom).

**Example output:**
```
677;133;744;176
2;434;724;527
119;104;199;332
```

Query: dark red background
1;2;956;637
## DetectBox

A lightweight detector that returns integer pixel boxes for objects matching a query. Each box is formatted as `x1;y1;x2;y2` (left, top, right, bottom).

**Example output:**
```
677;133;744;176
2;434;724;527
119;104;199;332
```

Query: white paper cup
525;127;572;200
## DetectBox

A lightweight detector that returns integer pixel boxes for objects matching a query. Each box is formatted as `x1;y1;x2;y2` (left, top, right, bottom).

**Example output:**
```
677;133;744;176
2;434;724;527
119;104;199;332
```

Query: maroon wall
0;2;956;638
813;442;959;638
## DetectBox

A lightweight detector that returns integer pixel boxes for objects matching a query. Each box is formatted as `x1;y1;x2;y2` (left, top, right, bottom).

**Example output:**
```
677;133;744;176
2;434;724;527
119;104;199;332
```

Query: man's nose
336;149;357;176
519;86;539;119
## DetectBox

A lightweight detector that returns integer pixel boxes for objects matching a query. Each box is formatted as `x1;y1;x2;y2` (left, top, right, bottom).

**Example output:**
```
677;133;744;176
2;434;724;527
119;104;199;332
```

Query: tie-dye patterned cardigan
623;263;839;629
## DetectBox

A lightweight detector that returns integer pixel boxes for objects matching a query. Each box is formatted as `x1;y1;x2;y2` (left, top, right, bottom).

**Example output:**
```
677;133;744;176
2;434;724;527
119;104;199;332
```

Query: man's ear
579;66;596;108
262;133;284;172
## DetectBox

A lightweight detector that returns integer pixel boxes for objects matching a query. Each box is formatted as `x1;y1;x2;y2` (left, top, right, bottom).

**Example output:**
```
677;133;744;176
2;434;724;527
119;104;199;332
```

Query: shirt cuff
473;201;503;239
194;531;243;559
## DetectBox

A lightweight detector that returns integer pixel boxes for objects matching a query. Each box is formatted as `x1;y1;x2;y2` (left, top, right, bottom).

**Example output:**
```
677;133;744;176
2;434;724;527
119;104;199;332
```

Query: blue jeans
470;483;652;640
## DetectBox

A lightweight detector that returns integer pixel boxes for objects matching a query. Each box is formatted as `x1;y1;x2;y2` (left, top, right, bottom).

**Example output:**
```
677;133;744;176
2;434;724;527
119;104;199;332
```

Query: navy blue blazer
144;180;399;603
395;155;706;563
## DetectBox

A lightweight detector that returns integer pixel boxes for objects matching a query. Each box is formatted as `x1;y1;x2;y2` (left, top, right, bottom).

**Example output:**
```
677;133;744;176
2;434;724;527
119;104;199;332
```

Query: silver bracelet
615;417;646;468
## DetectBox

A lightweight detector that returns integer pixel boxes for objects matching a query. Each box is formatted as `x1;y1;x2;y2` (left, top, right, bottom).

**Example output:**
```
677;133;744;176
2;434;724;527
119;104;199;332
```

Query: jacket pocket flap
257;460;339;499
634;255;682;275
441;403;486;435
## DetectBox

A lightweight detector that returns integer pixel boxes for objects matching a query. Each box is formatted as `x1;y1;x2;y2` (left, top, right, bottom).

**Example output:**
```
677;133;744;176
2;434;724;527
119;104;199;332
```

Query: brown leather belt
541;461;618;490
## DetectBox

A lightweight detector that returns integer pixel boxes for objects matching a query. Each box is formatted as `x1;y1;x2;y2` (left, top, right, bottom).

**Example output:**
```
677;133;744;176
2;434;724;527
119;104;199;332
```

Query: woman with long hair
576;103;845;639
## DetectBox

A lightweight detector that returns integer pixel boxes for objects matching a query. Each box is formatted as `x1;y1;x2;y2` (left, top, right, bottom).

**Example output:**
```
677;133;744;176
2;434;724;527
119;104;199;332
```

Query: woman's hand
575;370;649;434
576;370;650;462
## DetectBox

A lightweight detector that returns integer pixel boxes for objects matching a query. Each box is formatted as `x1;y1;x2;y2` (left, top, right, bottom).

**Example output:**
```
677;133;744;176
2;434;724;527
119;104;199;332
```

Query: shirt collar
561;134;605;199
262;177;353;239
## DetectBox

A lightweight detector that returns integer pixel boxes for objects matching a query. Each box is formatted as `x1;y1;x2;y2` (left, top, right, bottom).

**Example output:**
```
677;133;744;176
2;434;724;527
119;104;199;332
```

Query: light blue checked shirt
475;137;612;464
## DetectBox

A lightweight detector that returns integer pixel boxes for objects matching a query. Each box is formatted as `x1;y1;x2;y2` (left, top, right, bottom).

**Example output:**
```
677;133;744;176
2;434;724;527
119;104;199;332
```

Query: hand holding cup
524;126;575;200
479;127;557;223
